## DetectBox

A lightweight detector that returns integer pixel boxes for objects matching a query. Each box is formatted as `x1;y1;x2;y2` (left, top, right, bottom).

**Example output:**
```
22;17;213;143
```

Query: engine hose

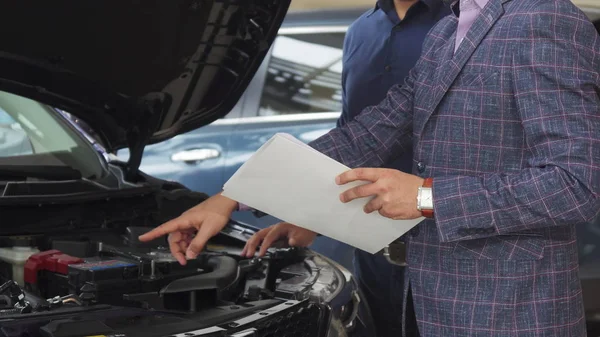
159;255;239;295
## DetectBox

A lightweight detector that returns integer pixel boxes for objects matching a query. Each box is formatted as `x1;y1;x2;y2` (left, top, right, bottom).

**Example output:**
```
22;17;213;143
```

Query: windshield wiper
0;165;82;181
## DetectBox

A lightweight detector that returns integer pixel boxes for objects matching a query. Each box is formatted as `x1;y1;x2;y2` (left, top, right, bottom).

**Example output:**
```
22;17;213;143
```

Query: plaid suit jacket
309;0;600;335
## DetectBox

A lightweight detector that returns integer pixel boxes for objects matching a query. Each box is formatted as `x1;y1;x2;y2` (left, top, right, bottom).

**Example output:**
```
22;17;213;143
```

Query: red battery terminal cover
24;250;84;284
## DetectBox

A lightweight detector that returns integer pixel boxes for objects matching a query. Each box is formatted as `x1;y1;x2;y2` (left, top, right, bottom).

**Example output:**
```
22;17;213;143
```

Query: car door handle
171;148;220;164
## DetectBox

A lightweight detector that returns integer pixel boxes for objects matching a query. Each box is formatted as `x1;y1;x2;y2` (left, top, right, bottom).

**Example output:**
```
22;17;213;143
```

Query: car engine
0;223;333;336
0;186;359;337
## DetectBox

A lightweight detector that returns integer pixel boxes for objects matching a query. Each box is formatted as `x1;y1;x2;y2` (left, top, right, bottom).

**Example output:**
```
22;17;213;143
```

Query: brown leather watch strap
422;178;434;218
423;177;433;188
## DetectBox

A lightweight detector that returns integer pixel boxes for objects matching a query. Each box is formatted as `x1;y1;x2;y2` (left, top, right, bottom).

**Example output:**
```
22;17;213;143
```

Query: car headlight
301;253;376;337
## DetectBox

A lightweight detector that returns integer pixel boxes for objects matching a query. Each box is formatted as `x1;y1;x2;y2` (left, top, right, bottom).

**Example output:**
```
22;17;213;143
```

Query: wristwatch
417;178;434;218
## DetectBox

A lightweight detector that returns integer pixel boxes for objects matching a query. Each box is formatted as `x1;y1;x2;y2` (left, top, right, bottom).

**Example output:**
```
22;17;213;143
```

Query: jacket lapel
416;0;506;135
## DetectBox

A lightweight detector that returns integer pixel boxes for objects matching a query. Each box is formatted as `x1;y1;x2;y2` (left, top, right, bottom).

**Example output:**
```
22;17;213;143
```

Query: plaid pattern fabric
309;0;600;335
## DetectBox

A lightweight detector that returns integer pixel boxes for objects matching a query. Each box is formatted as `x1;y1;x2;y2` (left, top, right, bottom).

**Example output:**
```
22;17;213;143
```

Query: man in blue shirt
338;1;449;336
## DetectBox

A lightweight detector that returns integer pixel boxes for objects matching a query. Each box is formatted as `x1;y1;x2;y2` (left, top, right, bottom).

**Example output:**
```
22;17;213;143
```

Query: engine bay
0;222;331;337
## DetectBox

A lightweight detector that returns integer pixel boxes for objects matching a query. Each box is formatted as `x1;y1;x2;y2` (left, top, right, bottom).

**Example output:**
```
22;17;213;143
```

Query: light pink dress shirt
455;0;490;52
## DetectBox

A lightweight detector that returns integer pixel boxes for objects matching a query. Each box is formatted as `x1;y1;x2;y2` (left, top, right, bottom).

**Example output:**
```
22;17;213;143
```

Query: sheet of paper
222;133;424;254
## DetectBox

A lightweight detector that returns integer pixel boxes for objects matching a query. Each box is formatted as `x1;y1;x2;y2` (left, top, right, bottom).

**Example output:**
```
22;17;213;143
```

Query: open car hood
0;0;290;154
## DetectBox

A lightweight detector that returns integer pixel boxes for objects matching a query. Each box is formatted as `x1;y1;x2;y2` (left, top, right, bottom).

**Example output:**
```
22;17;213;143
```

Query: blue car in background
117;9;366;270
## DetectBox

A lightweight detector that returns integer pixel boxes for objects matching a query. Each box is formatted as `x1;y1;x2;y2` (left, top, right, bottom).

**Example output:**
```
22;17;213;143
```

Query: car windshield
0;90;104;179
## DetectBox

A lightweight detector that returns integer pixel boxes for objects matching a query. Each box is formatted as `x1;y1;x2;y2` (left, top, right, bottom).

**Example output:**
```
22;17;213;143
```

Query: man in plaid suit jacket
307;0;600;334
140;0;600;335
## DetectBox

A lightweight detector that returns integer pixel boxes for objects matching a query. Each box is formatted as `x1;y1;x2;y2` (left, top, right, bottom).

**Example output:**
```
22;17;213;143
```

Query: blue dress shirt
338;0;450;173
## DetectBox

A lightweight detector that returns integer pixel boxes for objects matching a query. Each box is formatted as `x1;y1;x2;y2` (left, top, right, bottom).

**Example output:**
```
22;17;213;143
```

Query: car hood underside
0;0;290;153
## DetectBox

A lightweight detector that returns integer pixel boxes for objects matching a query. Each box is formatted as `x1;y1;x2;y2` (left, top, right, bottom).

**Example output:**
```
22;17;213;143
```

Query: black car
0;2;374;337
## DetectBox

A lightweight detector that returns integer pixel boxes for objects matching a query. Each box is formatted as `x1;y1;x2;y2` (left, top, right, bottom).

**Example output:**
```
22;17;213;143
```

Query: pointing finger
139;216;194;242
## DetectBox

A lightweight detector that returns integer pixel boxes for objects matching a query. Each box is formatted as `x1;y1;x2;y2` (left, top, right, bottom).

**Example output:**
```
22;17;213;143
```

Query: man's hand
336;168;424;220
138;193;237;265
241;222;317;258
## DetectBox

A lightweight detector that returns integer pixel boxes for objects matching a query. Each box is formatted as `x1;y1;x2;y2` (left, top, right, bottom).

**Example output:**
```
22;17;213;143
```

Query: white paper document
222;133;424;254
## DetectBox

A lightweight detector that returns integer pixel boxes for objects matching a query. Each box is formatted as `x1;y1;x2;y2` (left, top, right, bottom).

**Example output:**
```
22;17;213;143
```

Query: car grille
230;301;328;337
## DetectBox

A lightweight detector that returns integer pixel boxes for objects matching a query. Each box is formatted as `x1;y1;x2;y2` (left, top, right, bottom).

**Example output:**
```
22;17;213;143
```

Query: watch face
420;188;434;210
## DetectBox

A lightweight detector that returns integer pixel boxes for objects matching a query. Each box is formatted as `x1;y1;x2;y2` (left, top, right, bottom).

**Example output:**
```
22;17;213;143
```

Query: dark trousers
354;249;410;337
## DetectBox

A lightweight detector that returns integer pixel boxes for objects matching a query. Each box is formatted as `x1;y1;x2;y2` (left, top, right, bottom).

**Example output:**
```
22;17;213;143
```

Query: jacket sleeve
433;5;600;242
309;64;416;169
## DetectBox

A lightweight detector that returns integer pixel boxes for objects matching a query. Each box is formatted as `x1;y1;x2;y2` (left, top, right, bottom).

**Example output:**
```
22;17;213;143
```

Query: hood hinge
125;93;167;182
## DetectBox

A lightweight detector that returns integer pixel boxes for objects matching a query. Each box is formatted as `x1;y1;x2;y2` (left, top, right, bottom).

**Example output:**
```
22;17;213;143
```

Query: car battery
25;248;223;310
67;259;141;306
